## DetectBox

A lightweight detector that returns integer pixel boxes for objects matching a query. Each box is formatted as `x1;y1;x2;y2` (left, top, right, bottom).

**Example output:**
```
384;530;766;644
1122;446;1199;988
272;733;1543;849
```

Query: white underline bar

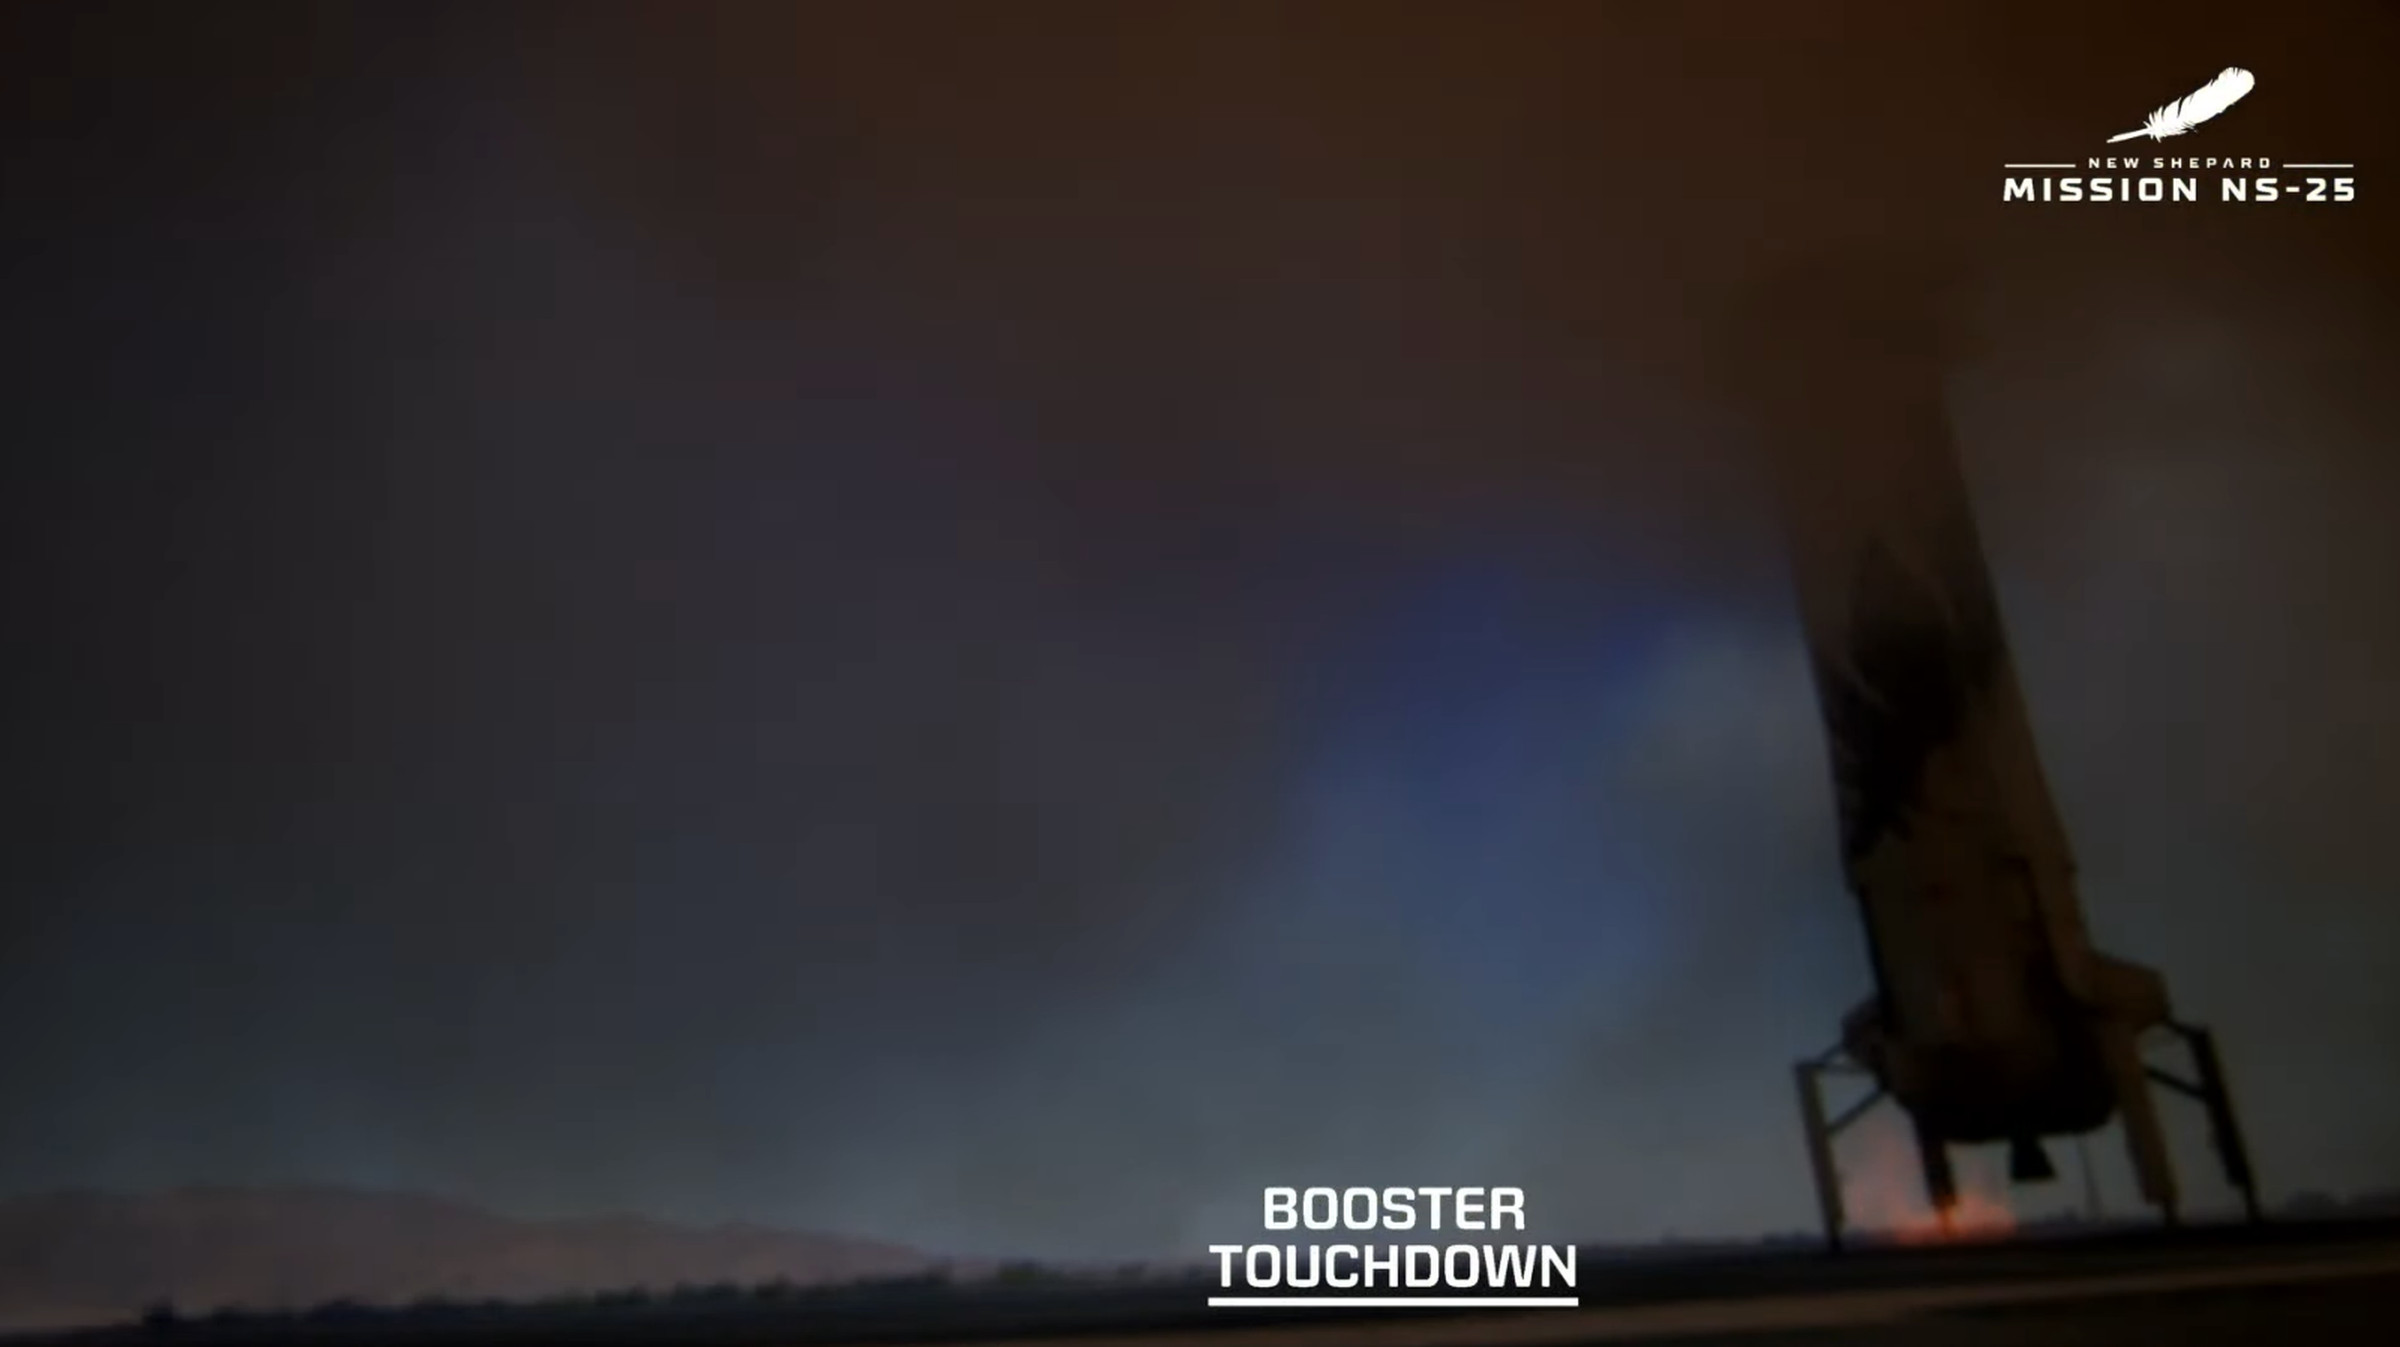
2283;163;2354;168
1208;1297;1582;1309
2003;163;2074;168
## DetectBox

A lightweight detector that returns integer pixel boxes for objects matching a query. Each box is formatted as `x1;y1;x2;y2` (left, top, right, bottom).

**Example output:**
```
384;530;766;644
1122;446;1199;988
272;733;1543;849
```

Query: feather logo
2107;67;2256;143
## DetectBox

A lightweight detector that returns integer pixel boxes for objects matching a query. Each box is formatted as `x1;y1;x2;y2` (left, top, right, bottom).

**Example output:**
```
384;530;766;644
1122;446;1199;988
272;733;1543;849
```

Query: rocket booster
1730;253;2149;1141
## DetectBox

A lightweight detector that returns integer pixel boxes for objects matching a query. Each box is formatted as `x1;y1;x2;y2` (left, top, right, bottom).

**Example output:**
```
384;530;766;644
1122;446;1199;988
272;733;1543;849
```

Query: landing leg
1793;1047;1885;1253
2098;1019;2181;1225
1795;1060;1848;1251
2184;1025;2264;1224
2076;1133;2106;1223
1913;1113;1958;1231
2152;1022;2265;1225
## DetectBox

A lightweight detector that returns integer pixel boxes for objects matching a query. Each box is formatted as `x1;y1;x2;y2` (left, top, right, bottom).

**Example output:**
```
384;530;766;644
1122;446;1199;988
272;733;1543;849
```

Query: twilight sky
2;1;2395;1260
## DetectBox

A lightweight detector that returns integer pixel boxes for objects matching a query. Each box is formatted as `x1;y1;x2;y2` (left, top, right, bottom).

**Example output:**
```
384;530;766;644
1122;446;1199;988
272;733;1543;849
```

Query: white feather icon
2107;67;2256;143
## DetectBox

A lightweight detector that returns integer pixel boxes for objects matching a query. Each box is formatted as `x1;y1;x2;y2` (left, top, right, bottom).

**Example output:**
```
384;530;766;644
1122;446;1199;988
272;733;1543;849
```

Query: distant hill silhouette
0;1187;938;1333
2283;1188;2400;1220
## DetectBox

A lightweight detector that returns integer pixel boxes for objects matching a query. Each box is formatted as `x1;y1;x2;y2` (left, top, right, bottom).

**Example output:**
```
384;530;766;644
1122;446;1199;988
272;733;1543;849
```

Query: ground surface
16;1219;2394;1346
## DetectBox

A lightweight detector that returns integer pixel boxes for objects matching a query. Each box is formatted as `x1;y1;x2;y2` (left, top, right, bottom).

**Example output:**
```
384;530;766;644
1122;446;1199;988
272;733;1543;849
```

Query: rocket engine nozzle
2008;1135;2059;1185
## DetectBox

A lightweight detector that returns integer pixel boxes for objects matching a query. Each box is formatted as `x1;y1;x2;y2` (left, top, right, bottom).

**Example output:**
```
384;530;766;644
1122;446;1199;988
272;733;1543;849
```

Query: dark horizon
3;0;2395;1266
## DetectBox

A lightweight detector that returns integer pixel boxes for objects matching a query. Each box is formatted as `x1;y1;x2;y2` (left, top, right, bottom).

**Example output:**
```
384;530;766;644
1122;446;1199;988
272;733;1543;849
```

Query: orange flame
1842;1112;2017;1244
